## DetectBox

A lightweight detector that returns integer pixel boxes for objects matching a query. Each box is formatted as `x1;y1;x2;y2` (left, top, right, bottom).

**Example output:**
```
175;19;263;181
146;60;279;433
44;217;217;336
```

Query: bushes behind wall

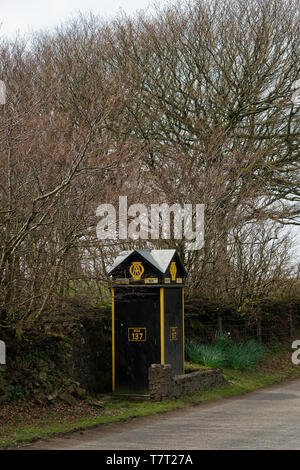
0;302;112;404
184;298;300;344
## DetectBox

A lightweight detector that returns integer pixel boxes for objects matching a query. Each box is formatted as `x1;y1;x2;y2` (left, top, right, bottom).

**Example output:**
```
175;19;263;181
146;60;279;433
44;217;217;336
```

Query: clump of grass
185;340;226;368
184;341;203;364
226;340;265;370
214;331;233;353
185;333;265;370
196;345;227;368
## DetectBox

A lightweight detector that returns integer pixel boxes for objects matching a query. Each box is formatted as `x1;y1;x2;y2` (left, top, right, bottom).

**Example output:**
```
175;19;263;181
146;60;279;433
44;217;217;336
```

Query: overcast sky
0;0;159;38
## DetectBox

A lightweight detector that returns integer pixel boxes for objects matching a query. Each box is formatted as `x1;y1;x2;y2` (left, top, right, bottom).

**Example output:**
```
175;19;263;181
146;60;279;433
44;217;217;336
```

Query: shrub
185;341;226;368
214;331;233;353
226;340;265;370
184;340;203;364
196;344;226;368
185;334;265;370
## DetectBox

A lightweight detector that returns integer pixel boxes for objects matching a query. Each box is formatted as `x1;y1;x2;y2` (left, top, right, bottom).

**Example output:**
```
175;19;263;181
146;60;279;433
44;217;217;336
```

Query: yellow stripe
111;288;115;392
160;287;164;364
182;287;185;372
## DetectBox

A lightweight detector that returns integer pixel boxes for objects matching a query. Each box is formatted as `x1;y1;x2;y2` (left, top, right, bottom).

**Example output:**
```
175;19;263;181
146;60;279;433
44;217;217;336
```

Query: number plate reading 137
128;327;147;341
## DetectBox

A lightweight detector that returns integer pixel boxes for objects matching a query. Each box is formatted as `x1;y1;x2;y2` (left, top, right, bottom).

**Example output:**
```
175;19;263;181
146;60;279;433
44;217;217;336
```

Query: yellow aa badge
129;262;144;281
170;261;177;281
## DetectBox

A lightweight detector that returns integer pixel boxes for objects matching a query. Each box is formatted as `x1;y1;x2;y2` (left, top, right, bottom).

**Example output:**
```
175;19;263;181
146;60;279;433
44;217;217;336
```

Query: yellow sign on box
128;328;147;341
129;262;144;281
115;278;129;284
170;262;177;281
170;326;178;341
144;278;158;284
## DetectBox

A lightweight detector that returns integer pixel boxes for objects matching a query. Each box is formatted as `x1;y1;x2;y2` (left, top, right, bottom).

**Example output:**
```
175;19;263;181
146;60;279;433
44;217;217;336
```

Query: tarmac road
23;379;300;450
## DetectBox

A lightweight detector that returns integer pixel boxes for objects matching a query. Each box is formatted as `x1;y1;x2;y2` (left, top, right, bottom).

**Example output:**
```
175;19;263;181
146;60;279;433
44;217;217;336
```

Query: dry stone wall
148;364;224;401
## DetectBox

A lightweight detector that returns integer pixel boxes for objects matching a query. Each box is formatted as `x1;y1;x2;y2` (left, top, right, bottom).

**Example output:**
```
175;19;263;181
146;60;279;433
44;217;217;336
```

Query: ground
0;341;299;449
23;379;300;450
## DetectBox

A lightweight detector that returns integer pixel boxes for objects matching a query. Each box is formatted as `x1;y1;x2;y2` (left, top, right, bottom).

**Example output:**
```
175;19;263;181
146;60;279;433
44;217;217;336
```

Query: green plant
10;385;24;401
214;331;233;353
197;345;226;368
185;334;265;370
226;341;265;370
184;341;203;364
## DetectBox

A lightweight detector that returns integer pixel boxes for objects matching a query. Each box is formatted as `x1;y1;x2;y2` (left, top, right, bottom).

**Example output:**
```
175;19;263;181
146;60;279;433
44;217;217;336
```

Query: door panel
114;288;161;393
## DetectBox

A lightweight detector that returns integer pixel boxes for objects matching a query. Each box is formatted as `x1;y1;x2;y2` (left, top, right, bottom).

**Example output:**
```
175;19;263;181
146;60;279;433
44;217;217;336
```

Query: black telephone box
108;249;187;394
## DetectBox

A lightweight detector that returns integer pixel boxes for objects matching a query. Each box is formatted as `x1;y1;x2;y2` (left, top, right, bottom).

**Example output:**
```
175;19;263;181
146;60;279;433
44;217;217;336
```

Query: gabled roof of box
107;249;186;275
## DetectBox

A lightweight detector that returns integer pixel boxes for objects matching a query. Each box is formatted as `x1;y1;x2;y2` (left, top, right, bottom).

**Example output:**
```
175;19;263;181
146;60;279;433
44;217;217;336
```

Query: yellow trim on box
112;288;115;392
176;278;183;283
164;277;171;283
160;287;164;364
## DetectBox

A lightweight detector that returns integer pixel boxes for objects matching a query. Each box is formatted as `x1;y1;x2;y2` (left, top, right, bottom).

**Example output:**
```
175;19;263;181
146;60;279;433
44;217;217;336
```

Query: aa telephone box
108;249;187;394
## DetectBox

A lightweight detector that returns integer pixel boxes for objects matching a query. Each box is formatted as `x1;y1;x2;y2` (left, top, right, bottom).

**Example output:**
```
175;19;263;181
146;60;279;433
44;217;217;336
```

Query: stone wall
148;364;224;401
69;312;112;393
0;309;113;405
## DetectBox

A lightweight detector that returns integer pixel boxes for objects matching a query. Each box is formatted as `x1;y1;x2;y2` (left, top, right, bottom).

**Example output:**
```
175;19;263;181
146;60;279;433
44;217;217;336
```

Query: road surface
22;379;300;450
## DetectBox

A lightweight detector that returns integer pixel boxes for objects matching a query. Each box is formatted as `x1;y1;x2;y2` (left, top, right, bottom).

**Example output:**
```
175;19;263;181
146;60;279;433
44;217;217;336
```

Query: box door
114;288;161;393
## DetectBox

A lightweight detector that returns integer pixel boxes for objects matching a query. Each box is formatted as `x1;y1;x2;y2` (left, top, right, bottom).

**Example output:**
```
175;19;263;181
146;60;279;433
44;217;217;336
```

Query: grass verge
1;341;300;449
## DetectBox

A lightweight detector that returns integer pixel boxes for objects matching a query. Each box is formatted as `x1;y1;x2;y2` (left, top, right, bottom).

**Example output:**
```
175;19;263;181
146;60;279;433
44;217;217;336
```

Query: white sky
0;0;159;38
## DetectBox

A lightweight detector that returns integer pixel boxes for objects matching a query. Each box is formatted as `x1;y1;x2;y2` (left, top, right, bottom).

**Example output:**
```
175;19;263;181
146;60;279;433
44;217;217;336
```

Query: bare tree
0;0;299;329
